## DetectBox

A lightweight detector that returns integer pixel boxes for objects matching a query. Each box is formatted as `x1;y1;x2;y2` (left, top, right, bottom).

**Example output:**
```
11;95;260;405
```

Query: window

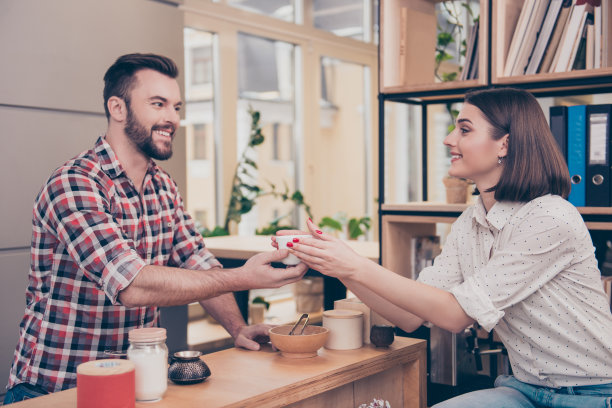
183;0;378;348
182;1;377;236
313;0;374;42
192;124;208;160
236;33;298;235
319;57;373;235
183;27;218;231
191;47;213;85
227;0;296;22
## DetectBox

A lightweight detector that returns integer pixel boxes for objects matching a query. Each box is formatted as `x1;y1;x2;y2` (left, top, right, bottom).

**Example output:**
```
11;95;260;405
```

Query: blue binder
567;105;586;207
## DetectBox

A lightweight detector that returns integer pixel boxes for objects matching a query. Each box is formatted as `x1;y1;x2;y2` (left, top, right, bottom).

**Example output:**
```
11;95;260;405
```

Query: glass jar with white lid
127;327;168;402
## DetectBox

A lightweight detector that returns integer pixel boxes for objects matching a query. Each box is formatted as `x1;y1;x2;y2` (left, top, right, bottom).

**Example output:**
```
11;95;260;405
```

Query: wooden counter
204;235;379;262
12;337;426;408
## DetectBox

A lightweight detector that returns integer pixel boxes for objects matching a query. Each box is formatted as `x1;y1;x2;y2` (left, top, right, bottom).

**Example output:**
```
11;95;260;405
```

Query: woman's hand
270;228;311;249
287;219;368;280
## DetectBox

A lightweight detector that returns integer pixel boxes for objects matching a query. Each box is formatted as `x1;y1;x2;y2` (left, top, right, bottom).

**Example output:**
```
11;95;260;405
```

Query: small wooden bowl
269;325;329;358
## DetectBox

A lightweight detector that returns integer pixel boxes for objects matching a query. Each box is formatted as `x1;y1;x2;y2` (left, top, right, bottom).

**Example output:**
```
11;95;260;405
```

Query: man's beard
124;107;174;161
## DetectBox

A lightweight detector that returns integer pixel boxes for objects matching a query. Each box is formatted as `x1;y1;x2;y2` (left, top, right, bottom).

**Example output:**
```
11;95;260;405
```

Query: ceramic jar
322;309;364;350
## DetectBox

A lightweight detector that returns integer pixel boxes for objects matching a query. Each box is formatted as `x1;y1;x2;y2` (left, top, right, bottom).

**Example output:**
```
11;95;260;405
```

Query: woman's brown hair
465;87;570;201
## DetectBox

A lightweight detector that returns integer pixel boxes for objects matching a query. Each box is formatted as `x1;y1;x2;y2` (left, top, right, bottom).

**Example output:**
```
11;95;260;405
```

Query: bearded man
4;53;307;404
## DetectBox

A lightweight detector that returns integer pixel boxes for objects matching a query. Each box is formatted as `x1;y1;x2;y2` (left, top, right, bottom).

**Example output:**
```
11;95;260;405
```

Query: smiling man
3;53;308;404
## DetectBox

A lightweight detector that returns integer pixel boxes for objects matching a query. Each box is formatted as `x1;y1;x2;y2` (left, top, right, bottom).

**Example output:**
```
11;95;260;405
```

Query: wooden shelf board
577;207;612;215
382;202;612;217
494;67;612;84
382;202;469;213
380;79;484;97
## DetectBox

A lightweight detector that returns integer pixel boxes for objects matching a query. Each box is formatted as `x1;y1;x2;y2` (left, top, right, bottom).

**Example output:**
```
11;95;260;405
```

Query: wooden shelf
382;202;469;213
379;0;488;93
383;201;612;215
381;202;612;230
492;0;612;86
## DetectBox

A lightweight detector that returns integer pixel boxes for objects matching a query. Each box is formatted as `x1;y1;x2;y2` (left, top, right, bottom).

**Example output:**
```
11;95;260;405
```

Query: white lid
128;327;167;342
323;309;364;319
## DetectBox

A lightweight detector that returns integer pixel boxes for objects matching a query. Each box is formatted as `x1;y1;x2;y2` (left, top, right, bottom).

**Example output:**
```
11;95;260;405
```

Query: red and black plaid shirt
8;137;221;393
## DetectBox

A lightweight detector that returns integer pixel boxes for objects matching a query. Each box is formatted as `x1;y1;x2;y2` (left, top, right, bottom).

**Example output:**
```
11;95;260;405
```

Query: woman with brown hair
280;88;612;407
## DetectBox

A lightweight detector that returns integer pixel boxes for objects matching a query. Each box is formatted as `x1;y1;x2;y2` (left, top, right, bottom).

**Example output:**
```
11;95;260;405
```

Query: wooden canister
322;309;364;350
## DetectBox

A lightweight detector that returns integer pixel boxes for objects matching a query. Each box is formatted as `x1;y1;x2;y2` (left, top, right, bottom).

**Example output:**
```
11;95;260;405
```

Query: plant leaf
319;217;343;231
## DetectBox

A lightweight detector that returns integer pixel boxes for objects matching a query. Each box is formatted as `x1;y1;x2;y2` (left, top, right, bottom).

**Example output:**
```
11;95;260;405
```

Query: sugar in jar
127;327;168;402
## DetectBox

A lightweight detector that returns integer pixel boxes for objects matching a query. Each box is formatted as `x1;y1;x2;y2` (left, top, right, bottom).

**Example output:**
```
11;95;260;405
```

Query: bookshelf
492;0;612;89
379;6;612;396
378;0;612;277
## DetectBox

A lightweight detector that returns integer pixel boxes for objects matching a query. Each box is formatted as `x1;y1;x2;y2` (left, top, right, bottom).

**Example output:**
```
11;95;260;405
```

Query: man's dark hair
103;53;179;120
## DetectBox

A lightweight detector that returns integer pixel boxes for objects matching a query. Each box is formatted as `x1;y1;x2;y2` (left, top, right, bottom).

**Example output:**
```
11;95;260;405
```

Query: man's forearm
118;264;247;308
199;294;246;339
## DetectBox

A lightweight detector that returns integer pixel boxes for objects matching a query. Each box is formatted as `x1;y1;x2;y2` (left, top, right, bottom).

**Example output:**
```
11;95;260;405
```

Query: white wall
0;0;185;394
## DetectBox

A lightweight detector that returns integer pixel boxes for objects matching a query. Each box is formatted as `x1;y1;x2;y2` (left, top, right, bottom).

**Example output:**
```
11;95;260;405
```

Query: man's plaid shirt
7;137;221;393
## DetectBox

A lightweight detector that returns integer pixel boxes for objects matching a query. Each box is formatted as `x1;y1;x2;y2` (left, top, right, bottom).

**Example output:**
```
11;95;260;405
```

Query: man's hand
241;250;308;289
234;324;273;350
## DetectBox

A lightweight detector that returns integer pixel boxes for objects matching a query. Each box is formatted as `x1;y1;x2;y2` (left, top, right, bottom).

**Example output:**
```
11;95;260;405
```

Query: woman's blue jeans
433;375;612;408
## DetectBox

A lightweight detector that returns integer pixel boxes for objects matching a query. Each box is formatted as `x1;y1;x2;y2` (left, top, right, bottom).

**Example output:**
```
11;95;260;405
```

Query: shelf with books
492;0;612;88
380;0;488;94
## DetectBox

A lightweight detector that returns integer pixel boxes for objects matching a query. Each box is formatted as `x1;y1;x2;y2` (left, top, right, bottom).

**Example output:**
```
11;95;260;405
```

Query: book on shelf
469;40;479;80
496;0;523;77
586;13;595;70
594;1;602;69
569;6;594;71
504;0;537;77
539;1;573;73
603;0;612;68
460;22;479;81
511;0;550;76
399;7;408;87
549;105;568;160
525;0;565;75
552;2;589;73
410;236;441;280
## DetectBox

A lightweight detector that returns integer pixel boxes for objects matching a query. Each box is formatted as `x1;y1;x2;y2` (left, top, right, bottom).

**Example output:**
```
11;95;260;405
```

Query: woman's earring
498;157;503;165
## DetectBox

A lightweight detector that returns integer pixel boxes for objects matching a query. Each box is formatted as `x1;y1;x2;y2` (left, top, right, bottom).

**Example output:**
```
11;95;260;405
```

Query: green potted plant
249;296;270;325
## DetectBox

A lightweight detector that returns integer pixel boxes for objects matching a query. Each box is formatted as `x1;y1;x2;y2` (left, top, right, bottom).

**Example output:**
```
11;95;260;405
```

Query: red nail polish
287;242;293;248
293;238;299;243
316;230;322;234
308;217;313;223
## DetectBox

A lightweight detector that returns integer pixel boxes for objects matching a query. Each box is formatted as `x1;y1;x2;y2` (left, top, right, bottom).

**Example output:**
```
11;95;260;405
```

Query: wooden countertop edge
10;339;426;408
223;339;427;408
204;236;379;262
